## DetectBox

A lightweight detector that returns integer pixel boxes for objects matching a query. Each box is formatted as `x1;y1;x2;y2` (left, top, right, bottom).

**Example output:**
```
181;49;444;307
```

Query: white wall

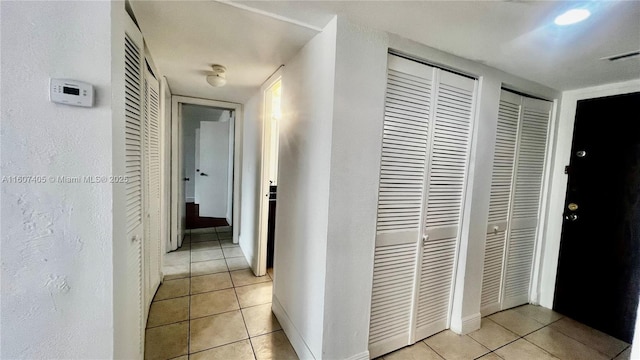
239;92;263;271
538;79;640;308
321;18;387;360
1;1;115;357
272;17;337;360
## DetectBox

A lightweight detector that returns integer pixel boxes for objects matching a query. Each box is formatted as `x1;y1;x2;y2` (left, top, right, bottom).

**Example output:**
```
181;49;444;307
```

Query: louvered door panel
416;70;476;339
369;55;433;359
148;76;162;297
502;97;551;308
125;35;143;234
369;243;418;358
481;91;520;314
124;18;145;358
143;68;162;316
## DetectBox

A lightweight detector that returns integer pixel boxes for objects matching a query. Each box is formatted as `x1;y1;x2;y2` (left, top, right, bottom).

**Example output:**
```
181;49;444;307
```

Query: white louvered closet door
124;15;145;358
502;97;551;308
143;67;162;319
481;90;552;314
481;90;521;315
415;70;476;340
369;55;434;359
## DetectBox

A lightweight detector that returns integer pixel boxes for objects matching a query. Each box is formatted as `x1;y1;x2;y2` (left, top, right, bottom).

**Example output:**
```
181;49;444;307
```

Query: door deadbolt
565;214;578;221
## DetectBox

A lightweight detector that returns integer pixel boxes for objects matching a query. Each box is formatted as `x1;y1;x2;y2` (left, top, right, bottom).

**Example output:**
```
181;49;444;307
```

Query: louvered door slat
416;71;476;340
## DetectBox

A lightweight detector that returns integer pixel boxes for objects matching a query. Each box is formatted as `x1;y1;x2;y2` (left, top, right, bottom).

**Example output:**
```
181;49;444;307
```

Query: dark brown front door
554;92;640;343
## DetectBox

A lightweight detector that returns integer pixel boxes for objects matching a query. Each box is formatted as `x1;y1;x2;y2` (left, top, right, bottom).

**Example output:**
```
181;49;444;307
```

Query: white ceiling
130;1;318;103
132;1;640;102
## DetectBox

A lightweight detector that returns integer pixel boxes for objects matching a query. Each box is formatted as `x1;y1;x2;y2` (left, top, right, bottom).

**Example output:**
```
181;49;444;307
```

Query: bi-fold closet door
481;90;552;315
369;54;477;358
143;67;162;315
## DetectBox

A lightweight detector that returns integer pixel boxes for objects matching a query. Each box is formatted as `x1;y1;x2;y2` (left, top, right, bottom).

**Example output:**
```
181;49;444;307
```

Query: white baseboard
189;227;216;234
450;312;481;334
272;296;316;360
345;351;370;360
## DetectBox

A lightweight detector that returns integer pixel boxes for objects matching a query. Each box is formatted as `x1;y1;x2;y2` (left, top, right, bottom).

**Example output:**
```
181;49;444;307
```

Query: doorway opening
170;96;243;253
257;73;282;277
184;104;234;230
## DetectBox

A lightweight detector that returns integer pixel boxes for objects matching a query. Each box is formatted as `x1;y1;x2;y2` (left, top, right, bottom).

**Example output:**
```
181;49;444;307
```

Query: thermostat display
50;79;93;107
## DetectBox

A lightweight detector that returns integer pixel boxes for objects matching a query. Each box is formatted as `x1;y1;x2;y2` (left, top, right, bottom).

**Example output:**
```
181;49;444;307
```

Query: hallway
145;227;297;360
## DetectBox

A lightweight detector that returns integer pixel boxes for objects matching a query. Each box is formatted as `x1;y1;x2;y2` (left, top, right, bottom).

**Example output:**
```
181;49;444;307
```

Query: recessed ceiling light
554;9;591;26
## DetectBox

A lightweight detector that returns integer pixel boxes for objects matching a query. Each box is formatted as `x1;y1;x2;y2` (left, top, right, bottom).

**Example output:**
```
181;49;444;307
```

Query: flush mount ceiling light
206;65;227;87
554;9;591;26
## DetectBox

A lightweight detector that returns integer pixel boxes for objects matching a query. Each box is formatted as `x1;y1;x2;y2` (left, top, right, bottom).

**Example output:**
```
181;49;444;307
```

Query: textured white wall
321;18;388;360
1;1;115;358
273;17;337;359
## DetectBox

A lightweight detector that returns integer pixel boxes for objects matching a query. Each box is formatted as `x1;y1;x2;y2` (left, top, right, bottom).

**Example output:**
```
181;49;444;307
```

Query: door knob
183;177;190;181
564;214;578;221
200;173;208;176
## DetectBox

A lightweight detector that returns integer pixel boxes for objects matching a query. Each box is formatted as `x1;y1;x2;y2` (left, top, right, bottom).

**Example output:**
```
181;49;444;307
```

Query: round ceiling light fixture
206;64;227;87
554;9;591;26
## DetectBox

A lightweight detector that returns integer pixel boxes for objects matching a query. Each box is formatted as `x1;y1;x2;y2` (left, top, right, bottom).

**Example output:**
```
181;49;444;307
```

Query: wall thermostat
50;79;94;107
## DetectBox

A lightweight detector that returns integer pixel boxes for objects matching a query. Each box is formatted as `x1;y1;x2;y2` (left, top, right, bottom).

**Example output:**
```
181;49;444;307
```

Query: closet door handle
422;235;429;246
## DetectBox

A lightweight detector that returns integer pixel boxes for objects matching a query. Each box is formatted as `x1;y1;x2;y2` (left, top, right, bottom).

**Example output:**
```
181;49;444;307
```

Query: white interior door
196;120;231;218
415;69;476;340
481;90;552;314
502;97;551;309
481;90;520;315
143;67;162;312
123;15;145;358
369;55;433;358
369;55;476;358
194;128;200;203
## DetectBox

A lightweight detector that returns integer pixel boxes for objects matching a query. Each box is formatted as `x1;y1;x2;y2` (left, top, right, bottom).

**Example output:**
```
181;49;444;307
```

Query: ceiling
132;1;640;102
130;1;318;103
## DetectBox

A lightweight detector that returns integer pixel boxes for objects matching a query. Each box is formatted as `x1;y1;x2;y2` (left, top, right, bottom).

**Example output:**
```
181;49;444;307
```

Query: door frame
170;95;243;249
536;79;640;308
257;68;283;277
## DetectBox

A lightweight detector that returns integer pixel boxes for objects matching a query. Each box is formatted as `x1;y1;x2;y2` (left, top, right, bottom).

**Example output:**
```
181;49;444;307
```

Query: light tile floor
381;305;631;360
154;227;632;360
145;227;297;360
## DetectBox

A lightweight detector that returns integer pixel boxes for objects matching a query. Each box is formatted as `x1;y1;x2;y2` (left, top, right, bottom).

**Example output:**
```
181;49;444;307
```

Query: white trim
170;96;244;247
272;295;315;360
214;0;323;32
345;351;370;360
450;313;481;335
529;98;559;305
257;68;283;277
538;79;640;309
